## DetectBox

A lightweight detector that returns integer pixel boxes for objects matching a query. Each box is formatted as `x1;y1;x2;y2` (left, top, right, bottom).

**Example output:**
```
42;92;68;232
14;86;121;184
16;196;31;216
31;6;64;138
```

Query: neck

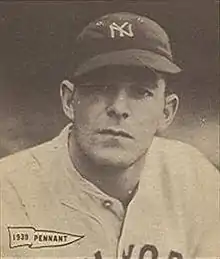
68;131;145;204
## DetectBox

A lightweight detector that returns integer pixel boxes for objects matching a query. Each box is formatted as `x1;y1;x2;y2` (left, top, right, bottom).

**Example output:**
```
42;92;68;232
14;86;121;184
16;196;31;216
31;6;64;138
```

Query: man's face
71;67;166;168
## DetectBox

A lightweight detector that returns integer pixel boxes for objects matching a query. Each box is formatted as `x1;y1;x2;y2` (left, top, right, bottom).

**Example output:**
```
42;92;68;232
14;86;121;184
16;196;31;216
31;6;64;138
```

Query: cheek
73;95;106;129
130;101;164;155
130;99;164;135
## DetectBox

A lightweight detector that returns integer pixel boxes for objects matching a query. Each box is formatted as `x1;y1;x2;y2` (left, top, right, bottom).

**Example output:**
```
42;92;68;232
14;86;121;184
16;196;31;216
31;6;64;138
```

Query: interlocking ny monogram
109;22;134;38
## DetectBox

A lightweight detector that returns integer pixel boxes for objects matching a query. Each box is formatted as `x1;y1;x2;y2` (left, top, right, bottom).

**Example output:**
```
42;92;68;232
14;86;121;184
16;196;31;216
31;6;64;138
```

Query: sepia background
0;1;219;168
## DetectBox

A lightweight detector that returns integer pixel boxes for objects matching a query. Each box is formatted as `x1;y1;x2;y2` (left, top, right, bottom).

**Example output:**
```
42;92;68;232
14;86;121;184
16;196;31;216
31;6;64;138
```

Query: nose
106;87;130;120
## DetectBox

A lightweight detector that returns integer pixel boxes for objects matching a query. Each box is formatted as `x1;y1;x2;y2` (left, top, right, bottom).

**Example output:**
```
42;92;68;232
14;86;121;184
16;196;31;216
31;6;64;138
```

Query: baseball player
1;12;219;258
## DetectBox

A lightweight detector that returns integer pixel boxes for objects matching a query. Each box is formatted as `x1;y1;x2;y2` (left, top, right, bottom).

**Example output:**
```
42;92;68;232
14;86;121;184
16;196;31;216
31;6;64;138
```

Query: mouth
97;128;133;139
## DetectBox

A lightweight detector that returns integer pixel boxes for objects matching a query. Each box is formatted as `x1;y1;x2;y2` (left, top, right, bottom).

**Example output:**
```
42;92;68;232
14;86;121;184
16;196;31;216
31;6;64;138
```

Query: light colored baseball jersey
1;125;219;258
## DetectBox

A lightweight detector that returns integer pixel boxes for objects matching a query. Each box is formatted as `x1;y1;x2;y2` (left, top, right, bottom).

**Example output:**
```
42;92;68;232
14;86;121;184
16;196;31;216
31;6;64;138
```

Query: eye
131;85;154;99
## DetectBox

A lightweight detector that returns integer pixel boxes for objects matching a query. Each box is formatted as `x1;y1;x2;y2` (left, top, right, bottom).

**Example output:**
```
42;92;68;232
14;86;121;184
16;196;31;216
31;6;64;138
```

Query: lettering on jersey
168;251;183;259
122;244;135;258
94;244;183;259
94;250;102;259
8;226;84;249
109;22;134;38
139;244;158;259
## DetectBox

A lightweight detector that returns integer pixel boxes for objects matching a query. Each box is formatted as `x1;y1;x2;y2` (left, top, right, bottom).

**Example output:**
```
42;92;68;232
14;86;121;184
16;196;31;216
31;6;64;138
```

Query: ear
157;93;179;133
60;80;75;121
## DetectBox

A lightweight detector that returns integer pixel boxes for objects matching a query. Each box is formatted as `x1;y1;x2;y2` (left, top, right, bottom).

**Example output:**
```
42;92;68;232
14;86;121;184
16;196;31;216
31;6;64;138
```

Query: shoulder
0;140;52;179
0;125;71;201
150;136;219;192
0;124;72;180
0;132;69;221
152;136;218;169
153;136;202;155
0;131;68;192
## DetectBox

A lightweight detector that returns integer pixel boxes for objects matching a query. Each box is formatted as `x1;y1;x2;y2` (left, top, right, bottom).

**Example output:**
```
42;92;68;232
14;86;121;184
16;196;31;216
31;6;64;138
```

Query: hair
162;72;180;97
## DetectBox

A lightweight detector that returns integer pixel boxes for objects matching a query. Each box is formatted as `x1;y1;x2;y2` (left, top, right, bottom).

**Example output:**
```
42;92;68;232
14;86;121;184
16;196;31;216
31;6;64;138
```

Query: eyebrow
130;80;160;90
75;78;161;90
74;70;164;89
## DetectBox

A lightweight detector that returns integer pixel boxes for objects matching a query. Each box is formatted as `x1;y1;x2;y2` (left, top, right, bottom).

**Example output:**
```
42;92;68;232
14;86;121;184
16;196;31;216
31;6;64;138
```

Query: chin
88;147;137;169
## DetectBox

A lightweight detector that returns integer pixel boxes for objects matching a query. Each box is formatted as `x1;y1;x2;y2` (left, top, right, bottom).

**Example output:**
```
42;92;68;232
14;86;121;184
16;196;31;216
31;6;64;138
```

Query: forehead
74;66;162;86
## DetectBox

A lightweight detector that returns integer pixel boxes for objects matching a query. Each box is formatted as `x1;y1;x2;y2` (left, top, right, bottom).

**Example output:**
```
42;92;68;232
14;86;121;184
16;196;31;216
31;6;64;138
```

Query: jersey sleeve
190;148;220;257
0;169;31;257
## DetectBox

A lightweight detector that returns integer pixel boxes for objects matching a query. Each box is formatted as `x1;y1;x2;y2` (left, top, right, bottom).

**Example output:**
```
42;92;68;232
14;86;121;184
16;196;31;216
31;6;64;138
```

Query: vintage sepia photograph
0;1;219;258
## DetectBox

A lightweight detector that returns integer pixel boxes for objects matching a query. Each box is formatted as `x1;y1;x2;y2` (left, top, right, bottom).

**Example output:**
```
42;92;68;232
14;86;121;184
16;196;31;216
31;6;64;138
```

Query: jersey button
103;200;112;208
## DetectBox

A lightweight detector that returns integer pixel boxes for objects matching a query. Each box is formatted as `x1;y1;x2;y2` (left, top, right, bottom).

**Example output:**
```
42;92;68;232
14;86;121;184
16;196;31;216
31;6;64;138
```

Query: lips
97;128;133;139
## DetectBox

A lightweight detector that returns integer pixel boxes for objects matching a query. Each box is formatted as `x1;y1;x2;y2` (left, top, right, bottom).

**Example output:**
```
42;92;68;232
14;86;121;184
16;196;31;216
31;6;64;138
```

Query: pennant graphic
8;227;84;249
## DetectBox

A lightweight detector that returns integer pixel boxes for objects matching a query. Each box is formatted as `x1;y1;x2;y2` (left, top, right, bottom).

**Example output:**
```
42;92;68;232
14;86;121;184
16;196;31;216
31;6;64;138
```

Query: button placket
102;199;125;222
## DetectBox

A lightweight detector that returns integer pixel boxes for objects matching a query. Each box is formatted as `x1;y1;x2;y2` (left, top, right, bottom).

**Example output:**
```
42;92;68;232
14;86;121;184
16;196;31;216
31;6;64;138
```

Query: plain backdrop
0;1;219;168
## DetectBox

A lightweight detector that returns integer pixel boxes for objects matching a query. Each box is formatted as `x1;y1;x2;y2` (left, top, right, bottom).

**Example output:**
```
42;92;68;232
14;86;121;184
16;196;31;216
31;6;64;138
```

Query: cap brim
74;49;181;77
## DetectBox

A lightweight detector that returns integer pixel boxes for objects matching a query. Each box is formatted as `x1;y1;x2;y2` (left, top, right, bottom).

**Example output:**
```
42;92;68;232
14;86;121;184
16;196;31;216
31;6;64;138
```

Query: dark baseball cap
73;12;181;78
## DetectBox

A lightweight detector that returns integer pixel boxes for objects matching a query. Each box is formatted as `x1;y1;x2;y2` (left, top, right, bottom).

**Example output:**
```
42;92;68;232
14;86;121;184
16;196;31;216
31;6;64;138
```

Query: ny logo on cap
109;22;134;38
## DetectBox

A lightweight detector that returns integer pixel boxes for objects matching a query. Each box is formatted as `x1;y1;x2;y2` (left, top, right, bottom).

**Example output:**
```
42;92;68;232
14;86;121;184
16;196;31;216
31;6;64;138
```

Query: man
0;12;219;258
